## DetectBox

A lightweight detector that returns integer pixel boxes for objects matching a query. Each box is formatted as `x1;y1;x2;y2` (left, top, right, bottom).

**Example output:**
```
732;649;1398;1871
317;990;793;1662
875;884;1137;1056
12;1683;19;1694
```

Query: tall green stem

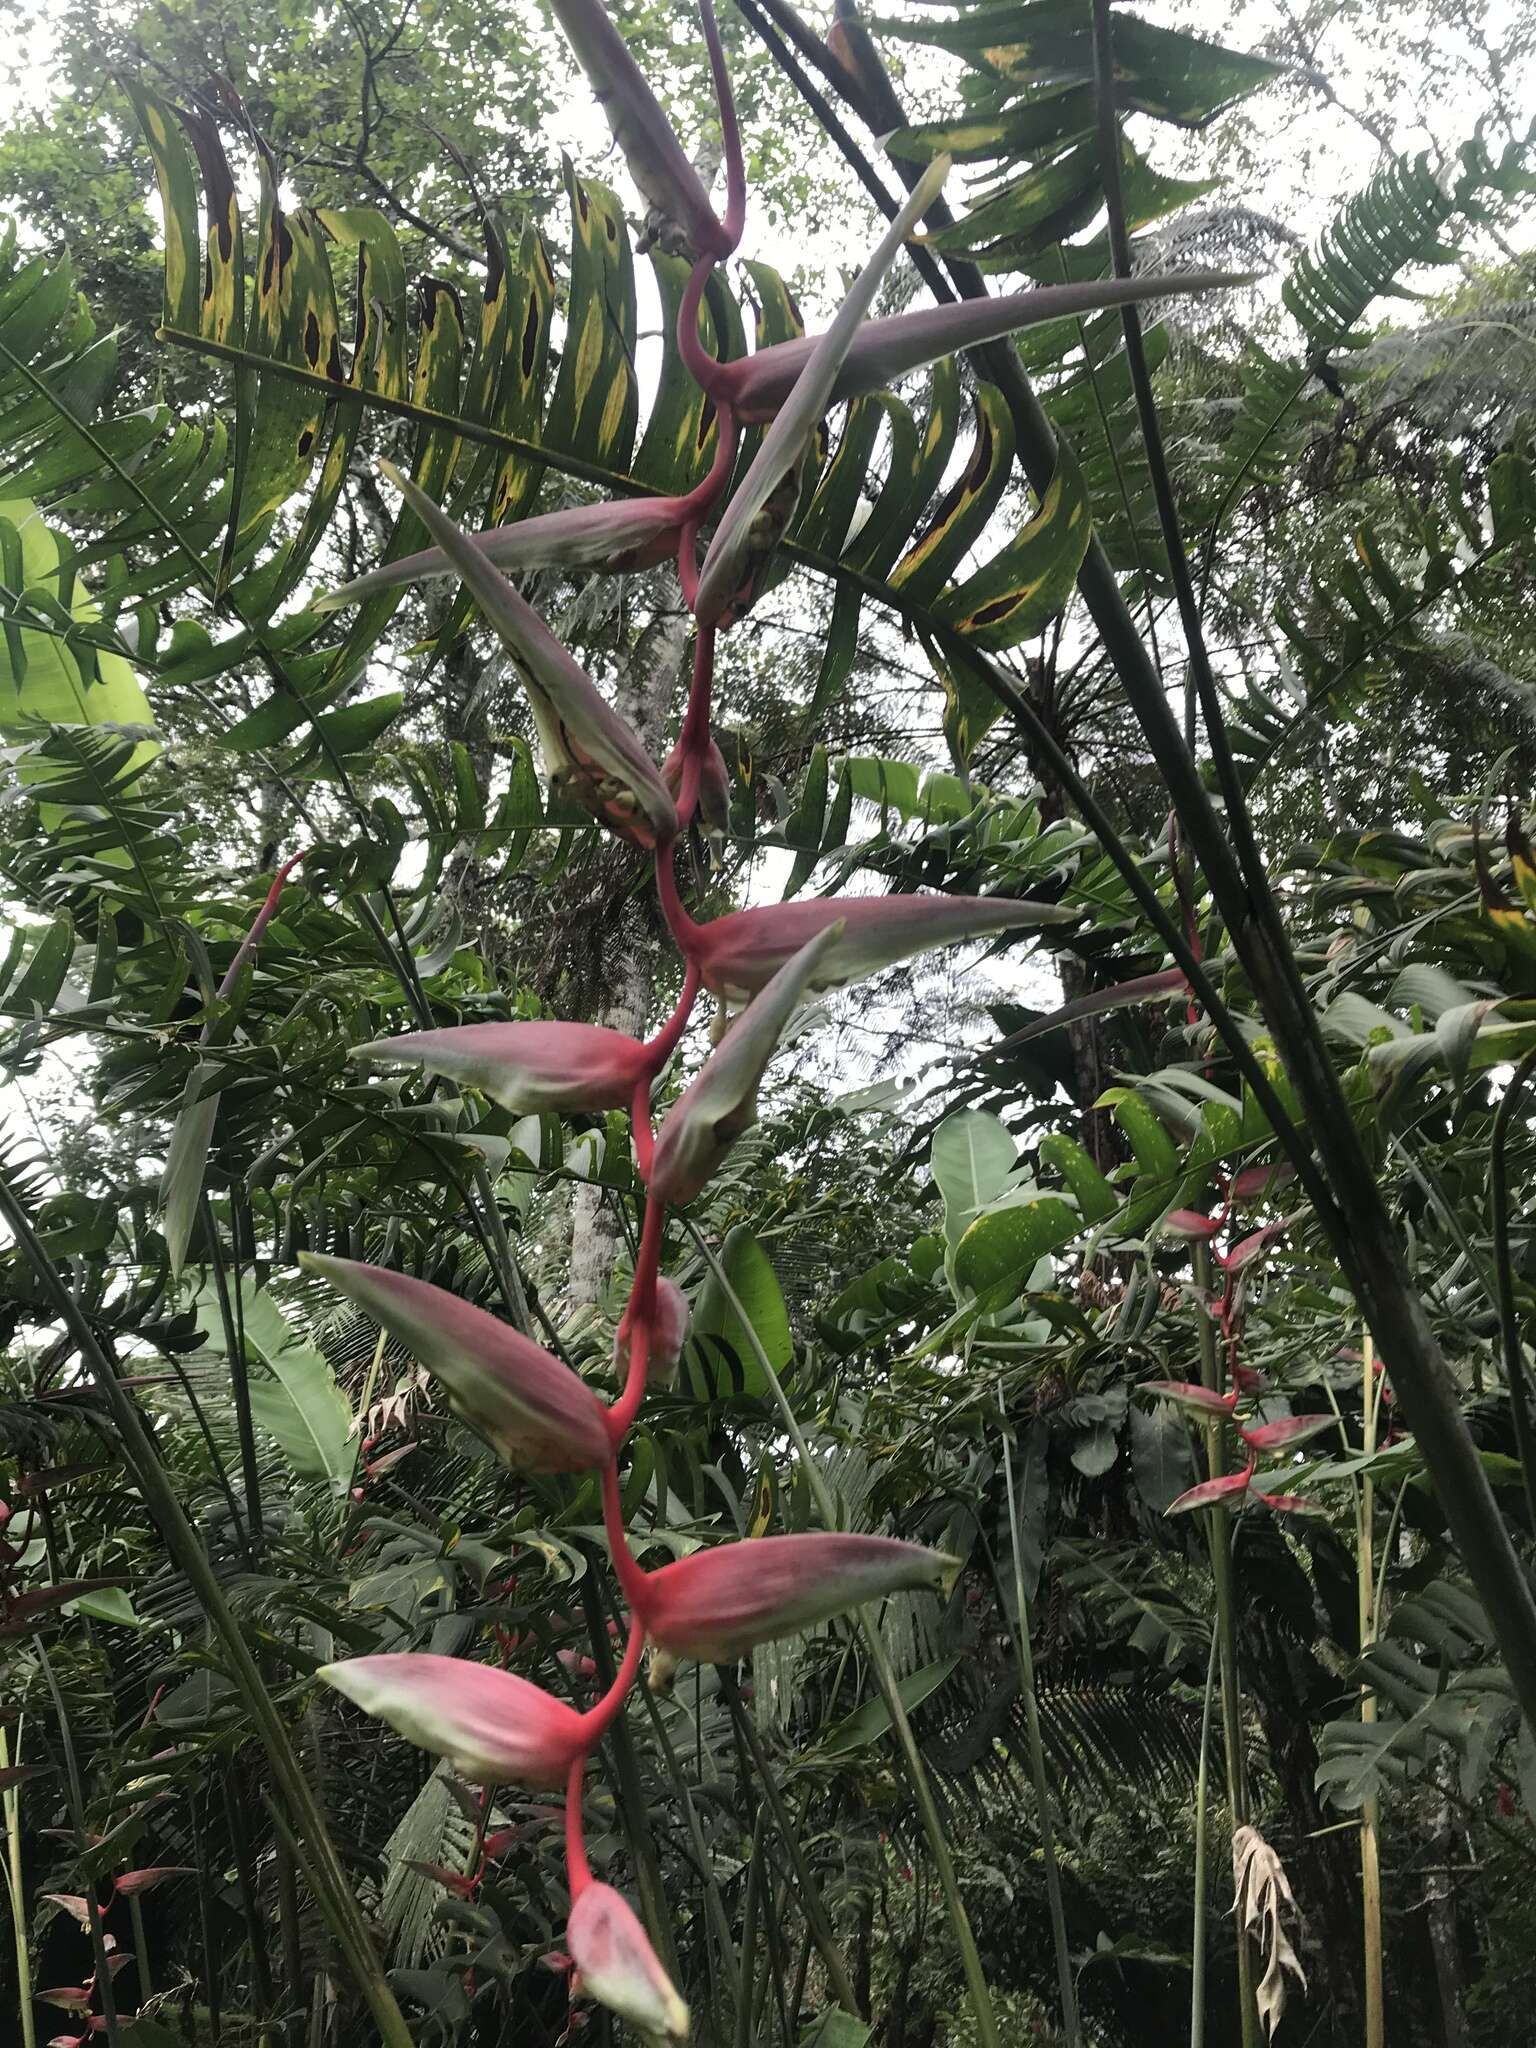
1360;1329;1386;2048
1;1722;38;2048
997;1401;1079;2045
684;1218;1001;2048
0;1169;416;2048
1194;1244;1261;2048
1190;1631;1220;2048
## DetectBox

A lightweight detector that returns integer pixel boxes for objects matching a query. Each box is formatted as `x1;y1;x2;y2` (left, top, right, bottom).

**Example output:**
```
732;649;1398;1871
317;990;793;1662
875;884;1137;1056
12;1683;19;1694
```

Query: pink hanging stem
699;0;746;251
607;1199;667;1441
599;1456;652;1611
565;1752;592;1897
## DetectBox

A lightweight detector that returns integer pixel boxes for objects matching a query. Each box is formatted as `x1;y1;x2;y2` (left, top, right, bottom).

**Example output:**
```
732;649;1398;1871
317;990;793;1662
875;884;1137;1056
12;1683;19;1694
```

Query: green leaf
248;1344;355;1492
690;1226;792;1401
312;689;404;758
889;385;1016;606
800;2013;874;2048
930;1110;1017;1249
1039;1131;1118;1223
818;1654;961;1756
9;914;74;1014
934;439;1091;651
161;1065;226;1278
953;1194;1080;1308
208;1285;353;1491
65;1586;146;1629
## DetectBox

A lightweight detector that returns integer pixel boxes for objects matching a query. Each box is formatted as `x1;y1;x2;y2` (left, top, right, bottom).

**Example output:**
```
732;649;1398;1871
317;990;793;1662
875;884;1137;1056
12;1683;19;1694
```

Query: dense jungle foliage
3;1;1536;2044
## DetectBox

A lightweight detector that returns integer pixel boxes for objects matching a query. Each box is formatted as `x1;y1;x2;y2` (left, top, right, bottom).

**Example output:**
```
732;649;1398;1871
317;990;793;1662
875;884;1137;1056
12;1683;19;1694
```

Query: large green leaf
690;1224;793;1401
930;1109;1018;1250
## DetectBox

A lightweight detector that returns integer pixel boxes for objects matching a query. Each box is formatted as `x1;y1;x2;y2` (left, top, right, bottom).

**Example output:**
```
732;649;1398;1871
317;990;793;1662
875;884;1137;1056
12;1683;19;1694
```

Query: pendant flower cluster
308;4;1231;2031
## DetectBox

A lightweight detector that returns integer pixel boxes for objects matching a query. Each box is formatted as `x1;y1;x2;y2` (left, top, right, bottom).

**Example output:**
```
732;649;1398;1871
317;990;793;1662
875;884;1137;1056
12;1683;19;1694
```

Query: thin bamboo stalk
1360;1330;1386;2048
1194;1244;1262;2048
1189;1632;1220;2048
1;1721;38;2048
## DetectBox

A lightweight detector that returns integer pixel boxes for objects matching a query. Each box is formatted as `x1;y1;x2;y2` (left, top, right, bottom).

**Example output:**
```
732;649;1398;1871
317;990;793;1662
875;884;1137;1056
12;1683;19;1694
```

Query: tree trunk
1426;1749;1470;2048
567;581;690;1311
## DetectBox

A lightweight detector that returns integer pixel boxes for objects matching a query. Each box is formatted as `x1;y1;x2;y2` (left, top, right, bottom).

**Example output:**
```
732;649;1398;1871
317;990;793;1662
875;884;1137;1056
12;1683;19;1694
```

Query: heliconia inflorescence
305;5;1245;2032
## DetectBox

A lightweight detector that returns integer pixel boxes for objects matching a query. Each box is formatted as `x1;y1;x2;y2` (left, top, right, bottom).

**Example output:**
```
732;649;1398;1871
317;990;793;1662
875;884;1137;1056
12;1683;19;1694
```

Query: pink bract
319;1654;590;1786
299;1254;612;1473
351;1019;651;1115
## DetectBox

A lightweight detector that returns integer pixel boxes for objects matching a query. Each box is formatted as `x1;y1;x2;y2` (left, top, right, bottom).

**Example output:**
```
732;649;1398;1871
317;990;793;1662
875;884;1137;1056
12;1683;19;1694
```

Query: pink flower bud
1137;1380;1239;1419
315;496;685;614
1165;1463;1256;1516
567;1882;689;2040
1162;1210;1221;1240
650;925;842;1204
351;1019;652;1115
113;1866;191;1896
636;1532;956;1671
42;1895;101;1931
1226;1161;1295;1207
299;1255;611;1473
716;271;1245;424
404;1859;479;1898
688;891;1075;1004
378;463;677;848
1238;1414;1336;1454
37;1988;93;2015
1219;1217;1298;1273
663;733;732;848
319;1654;590;1786
1252;1491;1322;1516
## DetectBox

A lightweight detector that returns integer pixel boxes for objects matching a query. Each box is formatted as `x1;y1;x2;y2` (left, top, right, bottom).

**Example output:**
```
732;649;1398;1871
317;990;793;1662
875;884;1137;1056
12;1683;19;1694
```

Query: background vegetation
2;0;1536;2042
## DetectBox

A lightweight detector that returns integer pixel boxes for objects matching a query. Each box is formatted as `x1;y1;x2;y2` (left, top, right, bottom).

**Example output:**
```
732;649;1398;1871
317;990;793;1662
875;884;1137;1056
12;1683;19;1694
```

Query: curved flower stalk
1141;1193;1326;1516
548;0;735;259
305;9;1251;2033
